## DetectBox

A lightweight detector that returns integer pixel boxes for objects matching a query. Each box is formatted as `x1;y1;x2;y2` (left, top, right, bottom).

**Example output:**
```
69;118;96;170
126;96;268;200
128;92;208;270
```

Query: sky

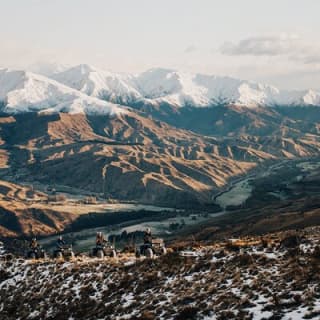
1;0;320;89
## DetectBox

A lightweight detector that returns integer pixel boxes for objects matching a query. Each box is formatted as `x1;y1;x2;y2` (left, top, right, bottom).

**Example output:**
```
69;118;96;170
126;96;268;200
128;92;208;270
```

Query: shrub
0;269;10;281
231;253;253;267
139;311;156;320
174;307;199;320
312;246;320;260
280;235;301;249
225;242;240;252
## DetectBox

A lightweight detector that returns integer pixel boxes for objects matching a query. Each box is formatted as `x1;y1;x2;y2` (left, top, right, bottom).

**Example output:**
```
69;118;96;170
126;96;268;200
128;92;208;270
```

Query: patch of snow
179;250;203;257
28;310;40;319
121;292;135;308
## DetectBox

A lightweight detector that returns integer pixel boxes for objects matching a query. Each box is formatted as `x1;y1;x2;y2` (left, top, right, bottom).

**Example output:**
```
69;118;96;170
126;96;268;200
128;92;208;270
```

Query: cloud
220;34;320;66
220;34;301;56
184;45;197;53
296;54;320;65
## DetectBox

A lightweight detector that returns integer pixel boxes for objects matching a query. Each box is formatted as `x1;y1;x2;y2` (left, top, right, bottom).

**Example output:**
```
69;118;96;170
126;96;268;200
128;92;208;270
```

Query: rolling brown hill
0;106;320;237
0;109;320;208
0;112;255;208
131;103;320;137
0;180;76;237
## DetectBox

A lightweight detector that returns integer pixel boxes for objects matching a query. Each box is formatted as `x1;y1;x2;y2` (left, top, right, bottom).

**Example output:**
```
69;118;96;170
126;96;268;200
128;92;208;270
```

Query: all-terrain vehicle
27;247;47;260
53;245;75;260
91;243;117;258
136;238;167;259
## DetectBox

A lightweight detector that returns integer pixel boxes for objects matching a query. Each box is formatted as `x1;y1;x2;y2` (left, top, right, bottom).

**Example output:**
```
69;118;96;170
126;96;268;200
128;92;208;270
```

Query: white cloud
220;34;320;65
184;45;197;53
303;56;320;64
220;34;301;56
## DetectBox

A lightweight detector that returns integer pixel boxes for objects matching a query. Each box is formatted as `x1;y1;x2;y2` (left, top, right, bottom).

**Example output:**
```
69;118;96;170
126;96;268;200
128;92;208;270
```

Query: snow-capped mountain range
1;64;320;114
0;68;124;115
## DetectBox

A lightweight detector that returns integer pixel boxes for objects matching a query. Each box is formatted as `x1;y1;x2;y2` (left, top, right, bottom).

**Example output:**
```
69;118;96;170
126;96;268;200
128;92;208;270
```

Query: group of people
29;228;153;253
29;235;66;251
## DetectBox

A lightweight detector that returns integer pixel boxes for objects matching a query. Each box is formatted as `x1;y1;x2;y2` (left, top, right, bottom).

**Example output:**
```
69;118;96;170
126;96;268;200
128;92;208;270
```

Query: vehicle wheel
110;250;117;258
97;249;104;258
90;248;96;257
55;251;63;259
29;252;36;259
161;247;167;255
145;248;154;259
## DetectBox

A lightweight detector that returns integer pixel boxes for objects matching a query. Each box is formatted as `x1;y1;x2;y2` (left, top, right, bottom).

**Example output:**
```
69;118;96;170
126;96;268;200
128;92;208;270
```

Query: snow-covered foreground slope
1;227;320;319
52;64;320;108
0;68;125;115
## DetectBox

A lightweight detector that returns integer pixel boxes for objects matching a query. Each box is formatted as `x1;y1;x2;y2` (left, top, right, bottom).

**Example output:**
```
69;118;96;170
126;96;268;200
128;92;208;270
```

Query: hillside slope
1;227;320;319
1;108;320;209
0;180;76;237
0;112;256;207
1;110;320;208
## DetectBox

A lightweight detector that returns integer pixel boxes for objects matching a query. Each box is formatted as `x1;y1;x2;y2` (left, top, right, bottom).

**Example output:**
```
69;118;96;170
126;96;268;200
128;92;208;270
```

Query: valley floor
1;227;320;319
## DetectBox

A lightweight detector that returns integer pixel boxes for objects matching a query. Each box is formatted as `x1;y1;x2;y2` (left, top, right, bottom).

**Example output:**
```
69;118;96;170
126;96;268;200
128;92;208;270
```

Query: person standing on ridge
96;232;106;246
143;228;152;246
30;237;39;250
56;236;65;250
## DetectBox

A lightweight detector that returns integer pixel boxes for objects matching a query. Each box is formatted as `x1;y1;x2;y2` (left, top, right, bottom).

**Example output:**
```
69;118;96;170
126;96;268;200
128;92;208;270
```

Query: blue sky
1;0;320;89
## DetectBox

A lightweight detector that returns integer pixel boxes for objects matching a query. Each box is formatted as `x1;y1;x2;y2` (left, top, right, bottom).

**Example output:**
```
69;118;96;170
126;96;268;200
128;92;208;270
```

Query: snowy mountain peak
52;64;141;103
302;89;320;105
51;65;320;108
76;63;98;74
28;61;70;77
1;65;320;115
57;64;101;78
0;68;126;115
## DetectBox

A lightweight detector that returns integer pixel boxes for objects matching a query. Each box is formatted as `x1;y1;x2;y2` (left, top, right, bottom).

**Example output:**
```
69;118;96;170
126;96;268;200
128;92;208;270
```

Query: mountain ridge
0;68;126;115
1;64;320;116
51;64;320;109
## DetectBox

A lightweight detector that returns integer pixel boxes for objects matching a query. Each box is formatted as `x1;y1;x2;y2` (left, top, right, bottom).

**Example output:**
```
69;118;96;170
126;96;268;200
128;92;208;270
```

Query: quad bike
53;245;75;260
136;238;167;259
27;247;47;260
91;243;117;258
